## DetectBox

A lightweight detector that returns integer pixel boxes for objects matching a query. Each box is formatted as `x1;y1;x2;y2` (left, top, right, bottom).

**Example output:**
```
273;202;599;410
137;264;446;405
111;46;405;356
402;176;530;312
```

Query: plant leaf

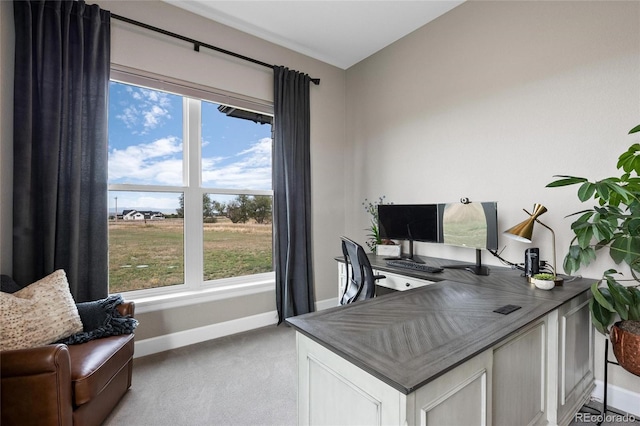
617;143;640;175
610;235;640;265
606;278;633;320
591;281;616;313
593;222;614;242
546;176;588;188
590;297;612;335
628;218;640;237
563;254;579;275
629;287;640;320
577;182;596;201
629;125;640;134
595;182;611;200
576;225;594;249
605;181;633;204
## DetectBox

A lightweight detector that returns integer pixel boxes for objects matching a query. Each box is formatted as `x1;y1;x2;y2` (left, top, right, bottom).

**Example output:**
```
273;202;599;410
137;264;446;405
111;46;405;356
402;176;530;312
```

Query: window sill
118;277;275;314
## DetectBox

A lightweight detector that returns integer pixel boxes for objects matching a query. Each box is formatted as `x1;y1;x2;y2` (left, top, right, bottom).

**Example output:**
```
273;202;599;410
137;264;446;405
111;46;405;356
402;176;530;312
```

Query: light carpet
104;324;297;426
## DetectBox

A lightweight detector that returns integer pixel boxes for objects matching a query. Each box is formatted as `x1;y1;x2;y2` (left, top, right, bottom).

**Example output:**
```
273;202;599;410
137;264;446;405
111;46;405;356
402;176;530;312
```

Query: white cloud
202;137;272;190
131;194;180;211
109;137;183;185
116;87;172;134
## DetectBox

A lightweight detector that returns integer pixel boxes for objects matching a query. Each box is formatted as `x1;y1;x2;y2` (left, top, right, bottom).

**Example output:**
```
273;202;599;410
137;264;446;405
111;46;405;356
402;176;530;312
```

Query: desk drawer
375;270;433;291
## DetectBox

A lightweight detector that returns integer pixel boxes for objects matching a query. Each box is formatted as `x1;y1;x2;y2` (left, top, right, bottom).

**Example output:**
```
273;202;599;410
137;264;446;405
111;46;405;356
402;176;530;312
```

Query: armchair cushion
0;270;83;351
69;333;134;405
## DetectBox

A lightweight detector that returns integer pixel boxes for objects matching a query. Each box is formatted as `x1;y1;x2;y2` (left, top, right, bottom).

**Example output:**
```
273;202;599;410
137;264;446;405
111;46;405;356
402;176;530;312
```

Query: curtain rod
111;13;321;86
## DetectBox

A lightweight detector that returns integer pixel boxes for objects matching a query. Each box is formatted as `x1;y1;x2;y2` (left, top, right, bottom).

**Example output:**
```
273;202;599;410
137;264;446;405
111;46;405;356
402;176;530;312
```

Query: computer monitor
378;204;439;263
437;201;498;275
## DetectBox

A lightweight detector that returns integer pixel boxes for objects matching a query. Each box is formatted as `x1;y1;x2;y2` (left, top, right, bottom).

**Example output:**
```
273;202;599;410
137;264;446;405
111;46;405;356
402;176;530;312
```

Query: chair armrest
116;300;135;317
1;345;73;425
1;344;71;377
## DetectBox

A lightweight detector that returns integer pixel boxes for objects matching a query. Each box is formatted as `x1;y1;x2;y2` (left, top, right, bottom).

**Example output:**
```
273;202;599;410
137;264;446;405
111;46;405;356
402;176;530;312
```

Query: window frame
108;66;275;310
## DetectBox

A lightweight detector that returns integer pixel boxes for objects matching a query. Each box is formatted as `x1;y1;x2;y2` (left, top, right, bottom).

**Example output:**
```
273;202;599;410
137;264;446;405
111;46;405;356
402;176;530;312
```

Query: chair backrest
340;236;377;305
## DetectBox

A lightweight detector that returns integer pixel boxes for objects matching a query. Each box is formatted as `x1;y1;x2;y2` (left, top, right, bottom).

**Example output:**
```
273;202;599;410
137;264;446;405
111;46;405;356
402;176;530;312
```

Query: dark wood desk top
287;255;595;394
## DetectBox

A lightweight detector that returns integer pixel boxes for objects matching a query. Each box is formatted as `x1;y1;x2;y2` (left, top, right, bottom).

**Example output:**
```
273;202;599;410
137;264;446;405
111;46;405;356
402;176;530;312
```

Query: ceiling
164;1;465;69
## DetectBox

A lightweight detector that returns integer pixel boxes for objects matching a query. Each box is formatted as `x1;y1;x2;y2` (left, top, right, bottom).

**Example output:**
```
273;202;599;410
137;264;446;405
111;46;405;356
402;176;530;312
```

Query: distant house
122;209;145;220
122;209;165;221
144;211;165;220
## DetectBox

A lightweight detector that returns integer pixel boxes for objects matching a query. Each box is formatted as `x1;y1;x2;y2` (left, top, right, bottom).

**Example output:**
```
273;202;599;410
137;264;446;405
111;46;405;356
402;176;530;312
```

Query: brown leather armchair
1;302;135;426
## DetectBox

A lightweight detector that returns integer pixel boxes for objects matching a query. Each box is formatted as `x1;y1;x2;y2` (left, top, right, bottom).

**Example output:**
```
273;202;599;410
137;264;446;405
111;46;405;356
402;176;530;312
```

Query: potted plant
530;273;557;290
546;123;640;376
362;196;397;254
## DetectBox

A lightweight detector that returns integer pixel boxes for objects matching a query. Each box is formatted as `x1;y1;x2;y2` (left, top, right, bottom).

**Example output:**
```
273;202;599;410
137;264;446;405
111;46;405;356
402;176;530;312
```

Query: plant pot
376;244;400;257
610;321;640;377
530;277;555;290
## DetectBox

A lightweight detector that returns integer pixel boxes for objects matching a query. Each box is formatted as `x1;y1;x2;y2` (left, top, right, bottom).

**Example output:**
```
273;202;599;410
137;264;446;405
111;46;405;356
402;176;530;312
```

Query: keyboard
386;259;444;273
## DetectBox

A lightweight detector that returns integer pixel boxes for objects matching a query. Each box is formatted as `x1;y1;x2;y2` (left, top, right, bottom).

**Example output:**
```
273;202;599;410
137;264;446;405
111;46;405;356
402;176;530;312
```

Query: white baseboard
134;310;279;358
591;380;640;417
134;297;338;358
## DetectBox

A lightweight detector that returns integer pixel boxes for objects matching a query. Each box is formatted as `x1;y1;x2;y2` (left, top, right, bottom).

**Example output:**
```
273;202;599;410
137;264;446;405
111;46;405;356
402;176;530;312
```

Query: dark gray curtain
13;0;110;302
273;66;315;323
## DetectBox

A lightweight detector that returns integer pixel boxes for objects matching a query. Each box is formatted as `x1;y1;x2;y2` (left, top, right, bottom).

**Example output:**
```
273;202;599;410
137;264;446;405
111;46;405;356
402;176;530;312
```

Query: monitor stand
443;249;490;276
400;239;425;264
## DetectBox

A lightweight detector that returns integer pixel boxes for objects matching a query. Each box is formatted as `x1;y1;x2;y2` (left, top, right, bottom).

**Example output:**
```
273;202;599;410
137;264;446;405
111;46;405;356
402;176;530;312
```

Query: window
108;70;274;296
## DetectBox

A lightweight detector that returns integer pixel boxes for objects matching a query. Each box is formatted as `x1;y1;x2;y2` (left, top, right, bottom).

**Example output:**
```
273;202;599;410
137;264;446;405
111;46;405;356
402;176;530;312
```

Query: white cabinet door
492;318;548;426
556;292;594;425
412;350;492;426
297;333;407;426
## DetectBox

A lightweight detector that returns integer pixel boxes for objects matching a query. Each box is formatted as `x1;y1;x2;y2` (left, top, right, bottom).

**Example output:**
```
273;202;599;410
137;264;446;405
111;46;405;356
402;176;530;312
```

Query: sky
108;81;272;213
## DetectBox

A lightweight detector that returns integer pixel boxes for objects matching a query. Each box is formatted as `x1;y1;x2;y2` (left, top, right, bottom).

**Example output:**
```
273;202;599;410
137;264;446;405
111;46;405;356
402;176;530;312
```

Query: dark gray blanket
57;294;138;345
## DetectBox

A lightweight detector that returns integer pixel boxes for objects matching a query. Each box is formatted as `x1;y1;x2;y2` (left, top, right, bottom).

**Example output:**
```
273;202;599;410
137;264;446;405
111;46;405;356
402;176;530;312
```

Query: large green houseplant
547;123;640;376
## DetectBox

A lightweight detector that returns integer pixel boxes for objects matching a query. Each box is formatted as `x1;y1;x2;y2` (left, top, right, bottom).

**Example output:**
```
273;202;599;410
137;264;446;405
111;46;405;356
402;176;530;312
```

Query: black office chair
340;236;386;305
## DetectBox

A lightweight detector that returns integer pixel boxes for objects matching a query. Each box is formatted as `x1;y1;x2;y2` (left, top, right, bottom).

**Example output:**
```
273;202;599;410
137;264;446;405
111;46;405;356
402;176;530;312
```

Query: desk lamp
503;204;563;285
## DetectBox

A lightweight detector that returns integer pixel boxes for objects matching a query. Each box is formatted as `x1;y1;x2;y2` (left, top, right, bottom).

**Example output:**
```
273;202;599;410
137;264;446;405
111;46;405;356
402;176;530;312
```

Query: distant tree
176;193;184;218
177;193;217;221
227;195;251;223
203;194;214;219
225;195;272;224
250;196;272;224
212;200;226;217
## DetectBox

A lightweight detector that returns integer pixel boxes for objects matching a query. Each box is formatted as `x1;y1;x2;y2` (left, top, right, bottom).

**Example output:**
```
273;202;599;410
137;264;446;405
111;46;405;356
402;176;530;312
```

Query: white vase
376;244;401;257
531;277;555;290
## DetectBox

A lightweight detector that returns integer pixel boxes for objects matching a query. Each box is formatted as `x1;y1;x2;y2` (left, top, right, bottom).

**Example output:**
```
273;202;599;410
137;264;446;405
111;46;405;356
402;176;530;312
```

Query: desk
286;254;595;426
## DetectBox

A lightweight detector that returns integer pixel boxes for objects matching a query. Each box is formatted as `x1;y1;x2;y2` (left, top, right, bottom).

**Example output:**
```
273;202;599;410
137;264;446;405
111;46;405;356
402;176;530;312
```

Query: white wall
346;0;640;405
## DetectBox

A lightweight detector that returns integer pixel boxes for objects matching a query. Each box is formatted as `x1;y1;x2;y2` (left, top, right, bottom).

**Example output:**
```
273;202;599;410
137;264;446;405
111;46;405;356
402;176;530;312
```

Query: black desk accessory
493;305;521;315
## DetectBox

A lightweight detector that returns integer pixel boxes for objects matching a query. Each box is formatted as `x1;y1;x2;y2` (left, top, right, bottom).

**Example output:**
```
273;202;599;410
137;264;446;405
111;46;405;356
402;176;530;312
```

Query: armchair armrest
1;344;71;376
116;300;135;317
1;344;73;425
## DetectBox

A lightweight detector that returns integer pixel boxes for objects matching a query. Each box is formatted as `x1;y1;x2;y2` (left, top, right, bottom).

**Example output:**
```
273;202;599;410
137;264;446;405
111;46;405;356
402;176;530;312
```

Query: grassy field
108;218;272;292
